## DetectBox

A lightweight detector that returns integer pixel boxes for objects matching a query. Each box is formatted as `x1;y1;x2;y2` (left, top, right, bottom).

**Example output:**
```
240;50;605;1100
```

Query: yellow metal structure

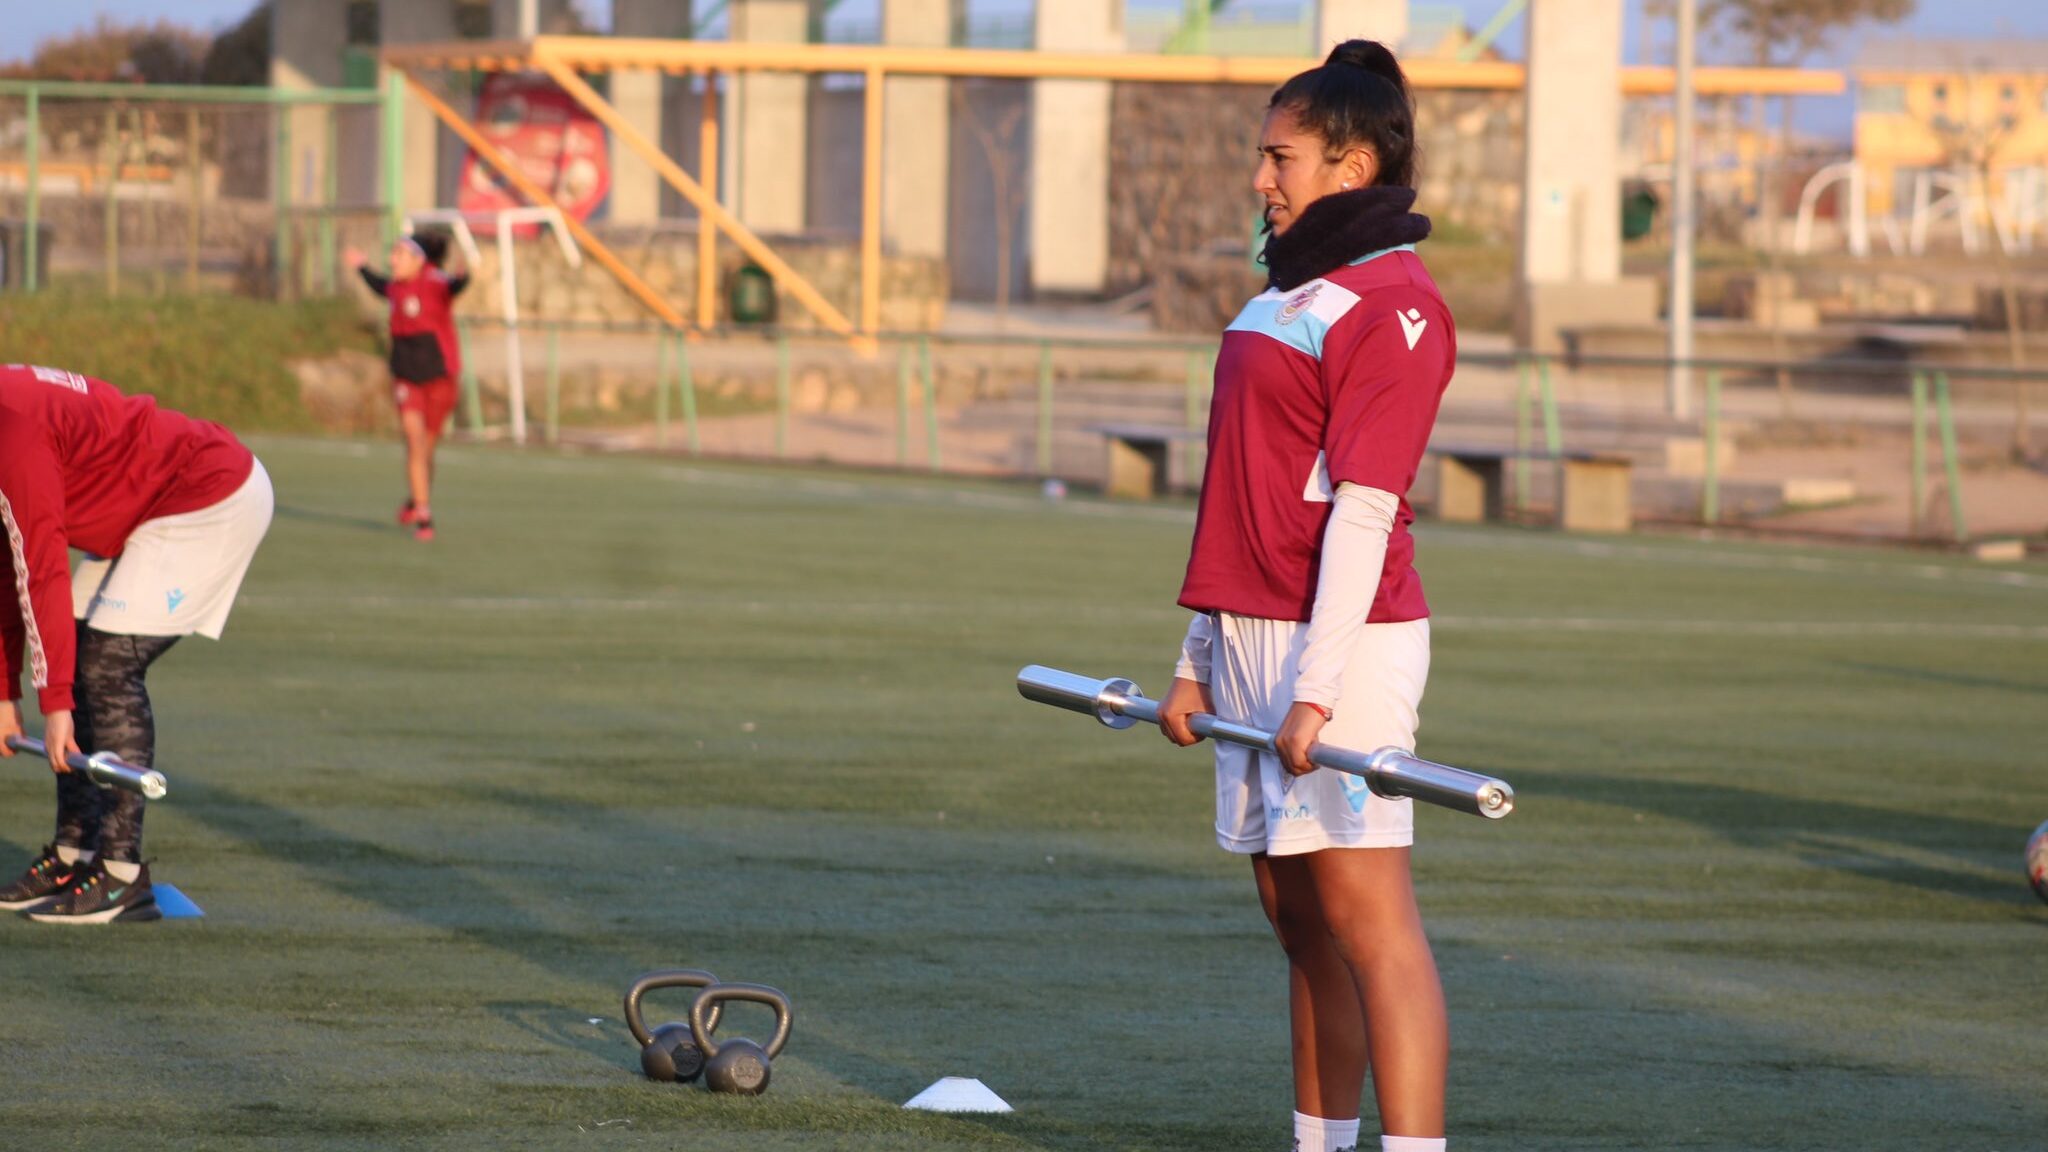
535;60;860;338
398;73;685;329
384;36;1845;341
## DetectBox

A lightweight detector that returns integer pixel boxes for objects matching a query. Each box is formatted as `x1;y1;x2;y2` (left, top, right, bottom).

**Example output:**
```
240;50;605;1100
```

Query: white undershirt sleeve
1292;483;1400;709
1173;611;1215;685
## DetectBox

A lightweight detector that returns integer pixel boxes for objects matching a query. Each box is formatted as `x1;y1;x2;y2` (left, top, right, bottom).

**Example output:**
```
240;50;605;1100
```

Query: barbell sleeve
4;735;168;800
1016;665;1514;820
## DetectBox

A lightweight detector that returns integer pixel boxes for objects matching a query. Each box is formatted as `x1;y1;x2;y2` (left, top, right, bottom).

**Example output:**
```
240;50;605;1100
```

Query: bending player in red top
0;364;273;923
346;233;469;542
1157;41;1457;1152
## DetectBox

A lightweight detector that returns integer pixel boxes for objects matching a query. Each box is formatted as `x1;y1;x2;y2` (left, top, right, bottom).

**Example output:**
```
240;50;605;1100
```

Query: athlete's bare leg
400;407;433;518
1305;846;1447;1137
1254;851;1369;1120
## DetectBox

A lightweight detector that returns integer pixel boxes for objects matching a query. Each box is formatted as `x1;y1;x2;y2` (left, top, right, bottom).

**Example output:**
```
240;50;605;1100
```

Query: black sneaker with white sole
26;860;160;924
0;844;86;912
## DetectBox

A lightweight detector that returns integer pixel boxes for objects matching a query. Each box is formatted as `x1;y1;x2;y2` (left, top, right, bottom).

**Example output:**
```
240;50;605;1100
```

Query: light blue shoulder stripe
1348;243;1417;266
1224;281;1361;361
1224;245;1412;358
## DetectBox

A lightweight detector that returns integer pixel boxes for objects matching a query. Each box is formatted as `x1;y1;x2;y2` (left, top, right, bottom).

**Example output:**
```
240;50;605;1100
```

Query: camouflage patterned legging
54;625;180;864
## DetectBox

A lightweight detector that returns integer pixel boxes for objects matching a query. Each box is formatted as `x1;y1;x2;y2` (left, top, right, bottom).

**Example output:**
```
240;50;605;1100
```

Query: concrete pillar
270;0;349;214
610;0;695;226
381;0;462;215
1515;0;1655;351
727;0;813;234
1311;0;1408;55
1029;0;1121;296
491;0;574;37
882;0;956;259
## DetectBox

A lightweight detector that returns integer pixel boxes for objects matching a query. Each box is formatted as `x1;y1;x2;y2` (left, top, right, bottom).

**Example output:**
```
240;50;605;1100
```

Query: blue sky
6;0;2044;141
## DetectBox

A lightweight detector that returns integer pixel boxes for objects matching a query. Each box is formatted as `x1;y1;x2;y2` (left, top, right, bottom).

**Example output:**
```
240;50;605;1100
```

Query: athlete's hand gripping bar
5;736;168;800
1017;665;1513;820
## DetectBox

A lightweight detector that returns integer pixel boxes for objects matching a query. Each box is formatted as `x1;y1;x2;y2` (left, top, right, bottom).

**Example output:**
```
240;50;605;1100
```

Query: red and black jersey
0;365;253;713
360;268;469;384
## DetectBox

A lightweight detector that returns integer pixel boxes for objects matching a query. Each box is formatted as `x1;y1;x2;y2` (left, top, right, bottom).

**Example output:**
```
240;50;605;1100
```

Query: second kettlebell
689;982;793;1096
624;969;724;1083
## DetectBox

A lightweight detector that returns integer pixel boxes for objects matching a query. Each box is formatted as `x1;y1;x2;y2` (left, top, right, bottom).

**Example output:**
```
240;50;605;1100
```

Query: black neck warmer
1260;185;1433;291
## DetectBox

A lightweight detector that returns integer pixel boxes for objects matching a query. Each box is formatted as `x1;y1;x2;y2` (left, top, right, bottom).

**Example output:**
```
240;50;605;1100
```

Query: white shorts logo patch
1398;307;1429;350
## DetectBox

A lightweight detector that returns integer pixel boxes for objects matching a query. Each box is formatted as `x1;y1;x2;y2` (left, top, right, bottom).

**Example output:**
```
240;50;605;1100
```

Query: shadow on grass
1513;766;2037;909
170;778;1127;1150
1832;660;2048;697
273;503;398;535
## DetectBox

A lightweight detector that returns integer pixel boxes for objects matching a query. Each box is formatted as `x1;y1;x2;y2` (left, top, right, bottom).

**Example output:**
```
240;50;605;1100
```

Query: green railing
440;317;2041;548
0;79;392;297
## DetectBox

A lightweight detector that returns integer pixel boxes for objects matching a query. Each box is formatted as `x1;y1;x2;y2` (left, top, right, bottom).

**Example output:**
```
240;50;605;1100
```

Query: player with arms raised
347;233;469;542
1158;40;1457;1152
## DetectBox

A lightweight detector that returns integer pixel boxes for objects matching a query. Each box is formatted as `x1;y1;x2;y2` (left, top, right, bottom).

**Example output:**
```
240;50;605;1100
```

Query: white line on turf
235;594;2048;639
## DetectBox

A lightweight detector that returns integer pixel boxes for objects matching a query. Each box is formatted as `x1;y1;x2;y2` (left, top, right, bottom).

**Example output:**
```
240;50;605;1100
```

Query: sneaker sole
0;894;63;912
27;898;160;925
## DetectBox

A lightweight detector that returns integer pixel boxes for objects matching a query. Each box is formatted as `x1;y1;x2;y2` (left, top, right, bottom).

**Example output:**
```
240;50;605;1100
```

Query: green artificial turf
0;439;2043;1151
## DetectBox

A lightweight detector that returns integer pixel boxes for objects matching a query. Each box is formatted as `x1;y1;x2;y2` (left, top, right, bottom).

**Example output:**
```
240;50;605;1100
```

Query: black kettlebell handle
623;969;721;1046
689;982;792;1061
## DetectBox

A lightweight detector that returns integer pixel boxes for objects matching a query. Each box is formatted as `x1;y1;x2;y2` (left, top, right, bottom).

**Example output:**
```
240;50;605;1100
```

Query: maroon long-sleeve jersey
0;365;253;713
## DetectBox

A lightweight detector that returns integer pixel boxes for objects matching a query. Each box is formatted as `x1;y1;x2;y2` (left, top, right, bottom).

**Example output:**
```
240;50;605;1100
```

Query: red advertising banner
458;73;611;229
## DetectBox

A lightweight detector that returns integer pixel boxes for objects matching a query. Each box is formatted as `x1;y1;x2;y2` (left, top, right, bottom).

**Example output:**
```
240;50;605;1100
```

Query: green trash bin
729;263;777;326
1621;184;1660;242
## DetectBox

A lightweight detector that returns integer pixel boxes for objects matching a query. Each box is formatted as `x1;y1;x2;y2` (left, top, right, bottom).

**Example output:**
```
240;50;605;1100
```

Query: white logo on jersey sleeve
1397;307;1429;350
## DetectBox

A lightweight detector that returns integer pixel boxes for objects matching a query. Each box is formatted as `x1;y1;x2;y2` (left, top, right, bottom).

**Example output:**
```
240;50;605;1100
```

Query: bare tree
952;82;1027;322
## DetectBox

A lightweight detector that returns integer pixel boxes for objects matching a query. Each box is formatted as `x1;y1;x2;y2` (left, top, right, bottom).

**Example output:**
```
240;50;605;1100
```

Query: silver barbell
5;735;168;800
1017;665;1514;820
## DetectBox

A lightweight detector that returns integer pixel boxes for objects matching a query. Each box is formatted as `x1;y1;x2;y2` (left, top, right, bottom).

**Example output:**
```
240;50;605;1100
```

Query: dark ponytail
414;230;452;269
1269;39;1418;189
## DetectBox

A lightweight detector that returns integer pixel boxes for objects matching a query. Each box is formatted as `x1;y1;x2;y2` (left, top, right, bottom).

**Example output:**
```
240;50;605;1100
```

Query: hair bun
1325;38;1407;95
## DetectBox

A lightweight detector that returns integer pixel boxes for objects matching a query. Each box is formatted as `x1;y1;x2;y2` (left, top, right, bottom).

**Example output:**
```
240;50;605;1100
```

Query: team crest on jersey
403;296;422;318
1274;283;1323;327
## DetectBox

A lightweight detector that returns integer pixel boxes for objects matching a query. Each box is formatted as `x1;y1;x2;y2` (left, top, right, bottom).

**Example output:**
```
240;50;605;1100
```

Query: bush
0;290;379;432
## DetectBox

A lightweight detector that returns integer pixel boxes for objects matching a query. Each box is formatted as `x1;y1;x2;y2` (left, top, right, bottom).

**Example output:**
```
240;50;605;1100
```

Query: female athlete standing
346;234;468;542
1159;41;1455;1152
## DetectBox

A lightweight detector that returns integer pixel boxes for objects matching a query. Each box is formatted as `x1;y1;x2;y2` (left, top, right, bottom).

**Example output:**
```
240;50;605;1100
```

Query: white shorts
1212;612;1430;856
72;459;274;640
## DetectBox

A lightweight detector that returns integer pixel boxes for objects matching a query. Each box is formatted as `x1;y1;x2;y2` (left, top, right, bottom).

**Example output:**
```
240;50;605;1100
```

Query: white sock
54;845;92;865
103;860;141;883
1381;1136;1446;1152
1295;1112;1362;1152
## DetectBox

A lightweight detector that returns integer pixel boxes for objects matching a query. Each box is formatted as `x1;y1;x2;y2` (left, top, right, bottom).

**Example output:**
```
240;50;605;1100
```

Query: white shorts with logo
72;460;274;640
1212;611;1430;856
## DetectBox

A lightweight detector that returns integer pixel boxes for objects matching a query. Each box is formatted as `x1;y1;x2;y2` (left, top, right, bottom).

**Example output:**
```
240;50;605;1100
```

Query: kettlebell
689;982;793;1096
623;969;723;1083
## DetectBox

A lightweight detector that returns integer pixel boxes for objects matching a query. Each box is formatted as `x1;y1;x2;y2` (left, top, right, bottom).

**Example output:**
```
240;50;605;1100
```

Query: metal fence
414;317;2046;549
0;80;387;299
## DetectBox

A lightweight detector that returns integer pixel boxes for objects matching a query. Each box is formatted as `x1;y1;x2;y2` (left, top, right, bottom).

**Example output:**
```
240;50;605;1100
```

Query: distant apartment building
1855;38;2048;217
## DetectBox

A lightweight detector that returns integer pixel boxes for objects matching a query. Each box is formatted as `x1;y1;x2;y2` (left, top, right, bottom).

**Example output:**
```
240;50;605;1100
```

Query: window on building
346;1;377;45
1860;84;1907;114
